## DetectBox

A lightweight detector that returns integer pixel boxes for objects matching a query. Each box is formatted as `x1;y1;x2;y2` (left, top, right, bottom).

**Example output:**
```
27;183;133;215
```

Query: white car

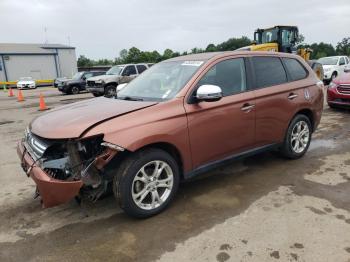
17;77;36;89
318;56;350;82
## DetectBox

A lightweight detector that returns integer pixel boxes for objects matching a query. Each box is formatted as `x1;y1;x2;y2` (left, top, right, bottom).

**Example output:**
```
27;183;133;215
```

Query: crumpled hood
87;74;119;82
30;97;157;139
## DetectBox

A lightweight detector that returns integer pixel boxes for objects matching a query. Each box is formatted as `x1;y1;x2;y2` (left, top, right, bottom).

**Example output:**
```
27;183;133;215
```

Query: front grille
337;85;350;95
87;81;95;87
24;130;50;160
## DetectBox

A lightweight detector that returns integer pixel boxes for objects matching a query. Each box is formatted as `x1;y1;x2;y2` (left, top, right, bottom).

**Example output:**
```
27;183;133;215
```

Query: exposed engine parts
24;130;119;202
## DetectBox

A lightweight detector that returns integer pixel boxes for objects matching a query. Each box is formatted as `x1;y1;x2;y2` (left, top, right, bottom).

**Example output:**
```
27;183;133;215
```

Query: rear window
282;58;308;81
252;57;287;88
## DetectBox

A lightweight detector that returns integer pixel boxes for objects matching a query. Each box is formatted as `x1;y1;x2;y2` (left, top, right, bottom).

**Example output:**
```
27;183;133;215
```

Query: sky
1;0;350;60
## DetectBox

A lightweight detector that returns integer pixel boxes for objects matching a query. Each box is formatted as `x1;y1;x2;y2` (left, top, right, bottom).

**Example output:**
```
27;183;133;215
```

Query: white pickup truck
86;63;151;97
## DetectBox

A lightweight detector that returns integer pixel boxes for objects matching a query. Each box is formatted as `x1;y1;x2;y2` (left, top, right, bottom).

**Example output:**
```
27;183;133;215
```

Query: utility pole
44;27;48;44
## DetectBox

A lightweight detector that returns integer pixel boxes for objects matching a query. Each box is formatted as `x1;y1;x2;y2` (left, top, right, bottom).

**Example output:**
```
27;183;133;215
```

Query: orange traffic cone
38;93;49;111
8;88;14;97
17;90;24;102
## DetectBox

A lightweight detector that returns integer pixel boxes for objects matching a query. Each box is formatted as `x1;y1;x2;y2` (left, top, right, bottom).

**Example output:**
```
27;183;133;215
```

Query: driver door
184;57;255;169
120;65;138;84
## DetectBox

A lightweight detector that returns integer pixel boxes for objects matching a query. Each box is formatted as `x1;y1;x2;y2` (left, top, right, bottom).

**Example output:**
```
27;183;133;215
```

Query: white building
0;43;77;82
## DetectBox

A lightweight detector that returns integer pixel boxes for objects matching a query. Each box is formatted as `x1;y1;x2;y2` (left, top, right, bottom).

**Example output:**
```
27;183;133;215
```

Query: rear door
184;57;256;169
251;56;307;146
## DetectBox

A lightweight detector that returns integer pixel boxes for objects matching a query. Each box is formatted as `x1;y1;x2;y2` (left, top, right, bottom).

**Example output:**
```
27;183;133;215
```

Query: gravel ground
0;87;349;262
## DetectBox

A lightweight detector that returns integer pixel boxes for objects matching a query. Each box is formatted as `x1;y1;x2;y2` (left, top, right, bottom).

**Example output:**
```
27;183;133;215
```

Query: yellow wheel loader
239;25;324;80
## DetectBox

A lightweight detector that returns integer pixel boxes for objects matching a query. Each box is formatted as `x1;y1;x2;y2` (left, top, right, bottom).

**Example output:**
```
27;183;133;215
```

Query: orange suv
17;51;324;218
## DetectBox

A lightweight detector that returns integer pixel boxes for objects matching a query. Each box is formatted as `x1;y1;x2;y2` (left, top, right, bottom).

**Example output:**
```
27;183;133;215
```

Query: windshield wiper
118;96;143;101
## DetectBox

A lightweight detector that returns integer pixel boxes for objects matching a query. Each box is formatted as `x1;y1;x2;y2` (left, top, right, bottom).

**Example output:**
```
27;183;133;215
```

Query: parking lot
0;87;350;262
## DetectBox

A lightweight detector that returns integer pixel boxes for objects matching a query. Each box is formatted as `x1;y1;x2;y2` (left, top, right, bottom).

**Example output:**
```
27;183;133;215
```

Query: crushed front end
17;128;119;208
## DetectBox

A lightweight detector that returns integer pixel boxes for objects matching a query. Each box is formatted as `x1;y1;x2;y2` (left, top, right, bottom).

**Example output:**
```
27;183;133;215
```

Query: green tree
125;47;142;63
336;37;350;56
77;55;94;67
216;36;251;51
162;49;174;60
205;43;217;52
309;42;336;59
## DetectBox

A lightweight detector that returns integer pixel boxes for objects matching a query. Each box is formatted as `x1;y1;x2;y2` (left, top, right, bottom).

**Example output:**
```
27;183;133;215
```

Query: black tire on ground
104;85;117;97
308;60;324;81
328;103;336;109
279;114;312;159
71;86;80;95
113;148;180;218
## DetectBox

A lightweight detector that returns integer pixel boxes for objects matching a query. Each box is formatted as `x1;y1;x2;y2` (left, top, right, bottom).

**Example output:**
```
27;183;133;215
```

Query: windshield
72;72;84;80
318;57;339;65
106;65;124;75
19;77;33;81
117;61;204;101
257;29;278;44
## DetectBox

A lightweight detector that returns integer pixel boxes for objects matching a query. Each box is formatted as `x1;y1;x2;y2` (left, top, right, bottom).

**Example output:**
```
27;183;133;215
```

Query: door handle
241;103;255;112
288;93;298;100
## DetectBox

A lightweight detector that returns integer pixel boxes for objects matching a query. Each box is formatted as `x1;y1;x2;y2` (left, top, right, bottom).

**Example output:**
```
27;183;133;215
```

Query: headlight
328;82;337;89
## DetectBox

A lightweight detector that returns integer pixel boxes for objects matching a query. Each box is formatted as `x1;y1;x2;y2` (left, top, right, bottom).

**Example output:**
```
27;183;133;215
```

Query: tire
104;85;117;97
71;86;80;95
279;114;312;159
328;103;336;109
113;148;180;218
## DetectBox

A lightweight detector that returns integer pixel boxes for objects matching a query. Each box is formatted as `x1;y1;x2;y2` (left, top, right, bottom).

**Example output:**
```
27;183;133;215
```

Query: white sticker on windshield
162;90;171;99
181;61;204;66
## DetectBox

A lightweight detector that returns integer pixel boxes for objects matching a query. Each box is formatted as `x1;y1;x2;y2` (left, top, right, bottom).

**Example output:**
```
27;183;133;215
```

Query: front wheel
105;85;116;97
279;115;312;159
113;148;180;218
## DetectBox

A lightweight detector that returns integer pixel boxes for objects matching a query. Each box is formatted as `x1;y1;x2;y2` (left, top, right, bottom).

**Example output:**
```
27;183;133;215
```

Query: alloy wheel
291;120;310;154
131;160;174;210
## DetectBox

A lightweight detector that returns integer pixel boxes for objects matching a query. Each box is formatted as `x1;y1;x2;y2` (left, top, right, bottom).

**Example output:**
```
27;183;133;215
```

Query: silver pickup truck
86;63;151;97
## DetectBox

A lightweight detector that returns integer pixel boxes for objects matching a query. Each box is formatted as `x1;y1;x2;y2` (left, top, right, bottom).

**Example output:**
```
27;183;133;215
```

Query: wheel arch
293;108;315;132
132;142;184;180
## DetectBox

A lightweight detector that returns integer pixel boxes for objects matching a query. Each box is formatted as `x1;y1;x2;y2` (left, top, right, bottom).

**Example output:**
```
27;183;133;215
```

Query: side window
136;65;147;74
123;65;137;76
345;57;349;64
252;57;287;88
339;57;346;66
282;58;308;81
84;73;93;79
197;58;246;96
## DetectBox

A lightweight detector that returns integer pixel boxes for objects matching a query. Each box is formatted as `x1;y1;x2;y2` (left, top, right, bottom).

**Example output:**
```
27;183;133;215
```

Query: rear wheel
113;148;180;218
280;114;312;159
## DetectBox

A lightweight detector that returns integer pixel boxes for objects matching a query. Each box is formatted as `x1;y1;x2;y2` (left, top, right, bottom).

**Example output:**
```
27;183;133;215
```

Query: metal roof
0;43;75;55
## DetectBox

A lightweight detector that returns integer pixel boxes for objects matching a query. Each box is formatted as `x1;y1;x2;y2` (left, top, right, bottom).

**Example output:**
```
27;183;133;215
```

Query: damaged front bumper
17;140;83;208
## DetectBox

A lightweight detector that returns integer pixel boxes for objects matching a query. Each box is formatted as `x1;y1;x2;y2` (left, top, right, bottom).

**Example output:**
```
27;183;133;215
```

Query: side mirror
196;85;223;102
